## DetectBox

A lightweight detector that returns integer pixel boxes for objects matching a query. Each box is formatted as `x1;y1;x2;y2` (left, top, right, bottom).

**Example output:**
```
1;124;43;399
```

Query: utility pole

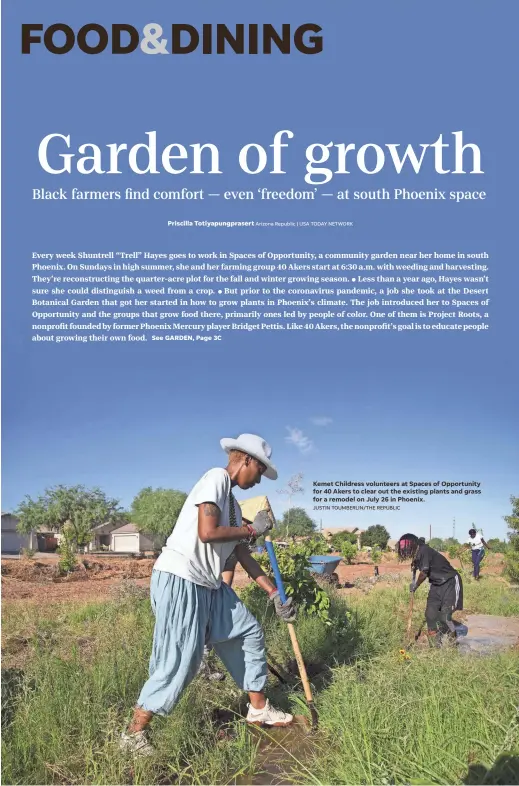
453;517;456;541
429;523;432;541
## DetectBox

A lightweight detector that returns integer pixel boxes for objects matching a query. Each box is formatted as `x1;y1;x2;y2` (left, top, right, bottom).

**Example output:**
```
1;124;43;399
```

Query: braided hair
397;533;420;561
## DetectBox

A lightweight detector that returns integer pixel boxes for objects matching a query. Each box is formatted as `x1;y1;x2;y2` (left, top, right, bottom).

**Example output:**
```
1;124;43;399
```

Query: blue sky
2;335;517;540
2;0;518;542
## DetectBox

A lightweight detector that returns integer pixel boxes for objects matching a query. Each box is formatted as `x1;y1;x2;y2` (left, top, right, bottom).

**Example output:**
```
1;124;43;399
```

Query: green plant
272;506;316;539
57;524;77;574
16;484;122;550
252;540;333;624
361;524;390;549
3;577;519;785
446;544;470;575
370;545;382;575
20;547;35;559
131;487;187;543
341;541;358;564
427;537;446;551
301;648;519;786
330;531;358;551
302;533;329;553
447;543;459;560
486;538;508;553
371;545;382;563
504;495;519;582
445;537;460;549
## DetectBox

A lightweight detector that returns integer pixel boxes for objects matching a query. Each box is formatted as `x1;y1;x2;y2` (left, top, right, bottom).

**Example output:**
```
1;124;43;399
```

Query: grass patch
2;578;519;784
300;649;518;785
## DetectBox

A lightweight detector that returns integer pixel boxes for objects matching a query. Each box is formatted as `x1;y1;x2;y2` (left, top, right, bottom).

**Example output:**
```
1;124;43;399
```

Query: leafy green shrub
330;531;357;551
503;495;519;583
341;541;357;564
505;543;519;583
57;524;76;574
486;538;508;553
370;546;382;565
303;533;330;553
246;540;333;624
447;543;459;560
427;537;446;551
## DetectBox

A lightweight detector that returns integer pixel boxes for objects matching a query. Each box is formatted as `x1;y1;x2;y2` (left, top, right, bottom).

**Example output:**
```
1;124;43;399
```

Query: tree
361;525;390;549
131;487;187;543
487;538;508;553
444;537;460;548
330;531;357;552
504;495;519;582
16;485;122;550
272;507;316;539
427;537;445;551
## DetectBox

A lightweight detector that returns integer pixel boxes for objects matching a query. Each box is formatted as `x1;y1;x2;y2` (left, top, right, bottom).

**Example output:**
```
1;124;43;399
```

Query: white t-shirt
467;533;484;551
154;467;242;589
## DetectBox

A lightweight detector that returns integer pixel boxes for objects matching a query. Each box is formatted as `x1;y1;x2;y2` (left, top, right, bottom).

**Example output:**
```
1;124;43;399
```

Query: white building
110;522;162;554
1;513;37;553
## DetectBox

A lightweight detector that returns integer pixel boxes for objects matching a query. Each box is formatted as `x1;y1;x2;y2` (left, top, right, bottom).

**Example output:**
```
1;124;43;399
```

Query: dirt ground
1;555;154;604
1;552;505;605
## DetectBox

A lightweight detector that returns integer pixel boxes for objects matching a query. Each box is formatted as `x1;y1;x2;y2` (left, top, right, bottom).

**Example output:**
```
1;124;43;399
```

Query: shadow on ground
464;754;519;785
1;667;25;729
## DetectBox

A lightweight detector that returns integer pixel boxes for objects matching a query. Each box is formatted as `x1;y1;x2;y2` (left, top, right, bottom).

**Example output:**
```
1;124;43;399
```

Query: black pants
425;574;463;634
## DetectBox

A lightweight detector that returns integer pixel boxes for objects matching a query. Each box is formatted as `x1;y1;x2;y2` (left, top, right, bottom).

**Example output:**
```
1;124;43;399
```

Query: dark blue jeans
472;548;485;578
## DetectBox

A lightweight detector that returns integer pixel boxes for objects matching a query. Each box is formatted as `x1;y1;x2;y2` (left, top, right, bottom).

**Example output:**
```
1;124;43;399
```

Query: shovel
405;569;417;644
264;534;319;730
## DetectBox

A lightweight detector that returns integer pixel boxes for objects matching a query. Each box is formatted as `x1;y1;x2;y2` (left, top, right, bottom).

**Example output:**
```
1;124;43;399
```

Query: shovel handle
264;535;288;604
264;535;315;707
406;568;417;639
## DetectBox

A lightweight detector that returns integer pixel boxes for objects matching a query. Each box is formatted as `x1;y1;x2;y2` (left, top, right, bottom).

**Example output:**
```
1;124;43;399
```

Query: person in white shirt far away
464;527;491;580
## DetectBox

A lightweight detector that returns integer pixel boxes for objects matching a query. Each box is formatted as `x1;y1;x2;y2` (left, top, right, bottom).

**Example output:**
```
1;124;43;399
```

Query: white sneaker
246;699;293;727
119;730;154;756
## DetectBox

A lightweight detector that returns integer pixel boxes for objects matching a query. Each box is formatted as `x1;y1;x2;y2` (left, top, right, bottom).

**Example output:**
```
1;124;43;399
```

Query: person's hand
409;581;417;593
270;590;296;622
247;510;273;539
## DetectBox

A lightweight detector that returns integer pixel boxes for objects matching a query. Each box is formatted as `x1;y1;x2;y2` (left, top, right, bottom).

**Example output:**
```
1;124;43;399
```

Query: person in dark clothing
398;533;463;647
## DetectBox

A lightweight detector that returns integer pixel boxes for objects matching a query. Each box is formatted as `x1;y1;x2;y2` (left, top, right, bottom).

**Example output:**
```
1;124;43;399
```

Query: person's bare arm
481;538;490;549
197;502;251;544
413;571;428;590
234;543;277;594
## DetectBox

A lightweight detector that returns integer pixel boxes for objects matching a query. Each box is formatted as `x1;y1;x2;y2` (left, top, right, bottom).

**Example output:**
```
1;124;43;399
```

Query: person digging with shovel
398;533;463;648
120;434;296;756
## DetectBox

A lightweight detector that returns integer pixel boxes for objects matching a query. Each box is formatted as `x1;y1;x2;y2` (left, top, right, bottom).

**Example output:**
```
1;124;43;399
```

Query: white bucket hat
220;433;278;480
